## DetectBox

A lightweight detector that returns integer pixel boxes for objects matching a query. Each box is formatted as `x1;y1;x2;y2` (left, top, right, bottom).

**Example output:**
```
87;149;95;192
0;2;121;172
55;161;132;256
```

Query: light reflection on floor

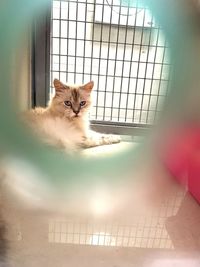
48;187;184;250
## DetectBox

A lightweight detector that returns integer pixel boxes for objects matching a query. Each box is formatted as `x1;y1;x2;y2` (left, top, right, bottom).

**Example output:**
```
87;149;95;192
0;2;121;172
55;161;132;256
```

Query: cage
50;0;171;132
33;0;171;135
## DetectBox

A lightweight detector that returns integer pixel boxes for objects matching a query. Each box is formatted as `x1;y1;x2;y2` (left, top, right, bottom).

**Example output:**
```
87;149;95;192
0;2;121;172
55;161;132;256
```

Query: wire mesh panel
50;0;171;127
48;187;184;249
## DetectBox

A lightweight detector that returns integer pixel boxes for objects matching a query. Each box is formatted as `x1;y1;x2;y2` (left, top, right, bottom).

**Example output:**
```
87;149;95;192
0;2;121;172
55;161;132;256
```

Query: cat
24;79;120;151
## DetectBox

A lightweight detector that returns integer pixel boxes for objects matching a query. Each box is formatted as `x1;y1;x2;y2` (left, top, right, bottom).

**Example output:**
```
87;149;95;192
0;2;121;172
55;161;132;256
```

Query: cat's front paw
101;134;121;145
80;133;121;149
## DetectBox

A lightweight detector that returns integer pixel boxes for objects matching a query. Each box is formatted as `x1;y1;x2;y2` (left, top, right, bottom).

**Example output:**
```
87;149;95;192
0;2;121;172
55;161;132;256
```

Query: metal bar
82;0;88;84
102;0;113;120
89;0;96;112
66;0;70;82
58;1;61;80
31;18;36;108
32;3;51;107
95;0;105;119
51;34;170;48
146;27;160;123
139;12;154;123
50;69;170;82
124;0;139;122
51;50;171;66
50;0;53;96
74;1;78;83
110;0;122;120
90;120;150;136
154;37;167;122
132;4;146;123
117;3;130;121
92;106;158;112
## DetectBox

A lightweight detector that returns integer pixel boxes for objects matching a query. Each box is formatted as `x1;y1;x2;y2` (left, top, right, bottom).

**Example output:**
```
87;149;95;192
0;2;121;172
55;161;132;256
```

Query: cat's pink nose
73;110;79;115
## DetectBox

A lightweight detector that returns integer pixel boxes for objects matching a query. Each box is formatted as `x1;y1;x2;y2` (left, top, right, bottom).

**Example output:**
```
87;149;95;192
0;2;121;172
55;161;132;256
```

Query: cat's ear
53;79;69;93
82;81;94;93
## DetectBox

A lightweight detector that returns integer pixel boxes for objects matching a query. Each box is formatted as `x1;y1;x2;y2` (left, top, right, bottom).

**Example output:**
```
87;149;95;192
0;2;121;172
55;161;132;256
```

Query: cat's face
51;79;94;119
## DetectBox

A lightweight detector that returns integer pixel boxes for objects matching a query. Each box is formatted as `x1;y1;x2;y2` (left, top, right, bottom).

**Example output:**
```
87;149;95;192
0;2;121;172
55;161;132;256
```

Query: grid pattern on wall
50;0;171;126
48;187;184;249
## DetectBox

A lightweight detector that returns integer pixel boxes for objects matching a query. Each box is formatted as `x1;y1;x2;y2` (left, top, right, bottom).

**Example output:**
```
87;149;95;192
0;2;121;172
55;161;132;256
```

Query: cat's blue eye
80;101;86;107
64;101;71;107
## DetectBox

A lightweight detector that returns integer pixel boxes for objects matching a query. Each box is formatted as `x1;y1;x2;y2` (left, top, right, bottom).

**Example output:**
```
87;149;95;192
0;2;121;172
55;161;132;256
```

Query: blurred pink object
161;126;200;203
189;151;200;203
